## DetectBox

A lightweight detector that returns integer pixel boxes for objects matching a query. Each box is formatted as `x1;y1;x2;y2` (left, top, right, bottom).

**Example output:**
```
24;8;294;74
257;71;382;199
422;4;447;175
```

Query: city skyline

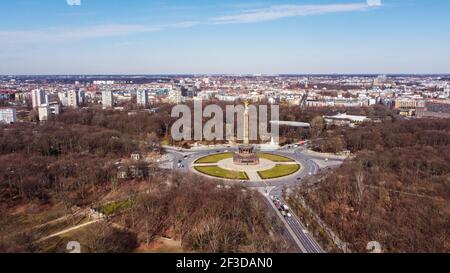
1;0;450;75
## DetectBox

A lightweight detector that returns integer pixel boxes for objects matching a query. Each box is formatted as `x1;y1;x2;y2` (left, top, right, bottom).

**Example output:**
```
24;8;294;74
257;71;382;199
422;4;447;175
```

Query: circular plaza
192;152;301;182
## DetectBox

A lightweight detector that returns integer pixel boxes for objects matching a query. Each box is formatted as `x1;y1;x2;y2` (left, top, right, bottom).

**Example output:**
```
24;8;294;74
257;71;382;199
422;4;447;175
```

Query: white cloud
0;21;199;47
367;0;382;7
0;1;382;47
212;2;379;24
67;0;81;6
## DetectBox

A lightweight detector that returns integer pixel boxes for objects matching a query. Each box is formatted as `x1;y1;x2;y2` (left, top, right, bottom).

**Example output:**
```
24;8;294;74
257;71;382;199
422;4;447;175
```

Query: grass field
258;164;300;179
194;153;234;164
194;165;249;180
257;153;294;162
98;199;134;216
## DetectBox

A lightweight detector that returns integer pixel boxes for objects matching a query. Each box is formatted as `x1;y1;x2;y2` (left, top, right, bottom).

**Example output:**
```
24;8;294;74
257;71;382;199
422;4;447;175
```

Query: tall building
78;90;86;105
102;90;114;109
49;102;61;116
168;89;182;104
0;108;17;124
136;89;149;107
31;89;47;108
67;90;79;108
38;105;50;121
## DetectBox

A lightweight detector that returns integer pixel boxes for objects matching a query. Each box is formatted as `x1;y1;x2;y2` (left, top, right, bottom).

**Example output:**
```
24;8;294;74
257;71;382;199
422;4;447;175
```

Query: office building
67;90;79;108
49;102;61;116
38;105;51;121
168;89;182;104
0;108;17;124
78;90;86;105
102;90;114;109
31;89;47;108
136;89;149;107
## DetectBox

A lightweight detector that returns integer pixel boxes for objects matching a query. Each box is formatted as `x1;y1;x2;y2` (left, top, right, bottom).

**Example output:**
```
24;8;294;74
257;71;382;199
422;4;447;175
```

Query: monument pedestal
233;145;259;165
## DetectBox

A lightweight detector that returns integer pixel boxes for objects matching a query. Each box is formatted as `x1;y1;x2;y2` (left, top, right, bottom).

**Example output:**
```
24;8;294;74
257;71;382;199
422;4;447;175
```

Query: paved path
36;220;101;242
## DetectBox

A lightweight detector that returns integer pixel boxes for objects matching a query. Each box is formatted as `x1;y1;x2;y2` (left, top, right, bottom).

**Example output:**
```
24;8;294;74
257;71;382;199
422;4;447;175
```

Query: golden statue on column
233;100;259;165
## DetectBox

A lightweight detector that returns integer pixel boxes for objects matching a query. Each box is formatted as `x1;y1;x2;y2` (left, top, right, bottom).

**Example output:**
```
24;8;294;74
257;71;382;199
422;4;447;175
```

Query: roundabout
192;152;301;182
163;143;342;254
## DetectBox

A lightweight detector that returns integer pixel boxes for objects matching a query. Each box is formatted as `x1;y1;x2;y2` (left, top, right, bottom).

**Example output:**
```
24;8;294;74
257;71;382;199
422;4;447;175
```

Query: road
162;145;344;253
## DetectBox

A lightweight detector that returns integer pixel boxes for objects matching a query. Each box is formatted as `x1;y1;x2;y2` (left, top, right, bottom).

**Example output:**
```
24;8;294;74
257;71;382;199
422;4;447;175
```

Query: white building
38;105;51;121
49;102;61;116
31;89;47;108
67;90;79;108
168;89;182;104
102;90;114;109
78;90;86;105
0;108;17;124
324;113;369;127
94;80;115;85
57;91;68;106
136;89;149;107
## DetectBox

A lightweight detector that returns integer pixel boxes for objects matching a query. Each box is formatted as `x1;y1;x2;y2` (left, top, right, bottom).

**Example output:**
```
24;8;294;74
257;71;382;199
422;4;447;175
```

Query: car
178;159;182;163
297;177;301;180
286;213;292;218
184;155;188;159
308;172;313;176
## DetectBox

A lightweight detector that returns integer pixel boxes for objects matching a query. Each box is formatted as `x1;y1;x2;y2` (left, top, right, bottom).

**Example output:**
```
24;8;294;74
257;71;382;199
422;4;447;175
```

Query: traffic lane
268;193;323;253
288;212;324;253
285;217;320;253
260;195;302;253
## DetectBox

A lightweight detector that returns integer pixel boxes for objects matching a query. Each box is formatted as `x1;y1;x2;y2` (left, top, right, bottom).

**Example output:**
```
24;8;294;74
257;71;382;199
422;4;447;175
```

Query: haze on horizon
1;0;449;75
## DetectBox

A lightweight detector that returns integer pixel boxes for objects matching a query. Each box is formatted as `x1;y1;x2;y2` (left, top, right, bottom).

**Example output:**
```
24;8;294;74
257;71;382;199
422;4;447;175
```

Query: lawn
258;164;300;179
98;199;134;216
257;153;294;162
194;153;234;164
194;166;249;180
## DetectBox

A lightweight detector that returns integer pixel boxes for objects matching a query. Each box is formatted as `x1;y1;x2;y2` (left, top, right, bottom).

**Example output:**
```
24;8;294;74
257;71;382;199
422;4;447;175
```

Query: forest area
290;118;450;252
53;102;394;147
0;114;291;253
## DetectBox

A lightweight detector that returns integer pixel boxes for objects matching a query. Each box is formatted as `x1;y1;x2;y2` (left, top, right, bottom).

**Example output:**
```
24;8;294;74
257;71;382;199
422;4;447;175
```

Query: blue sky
0;0;449;75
